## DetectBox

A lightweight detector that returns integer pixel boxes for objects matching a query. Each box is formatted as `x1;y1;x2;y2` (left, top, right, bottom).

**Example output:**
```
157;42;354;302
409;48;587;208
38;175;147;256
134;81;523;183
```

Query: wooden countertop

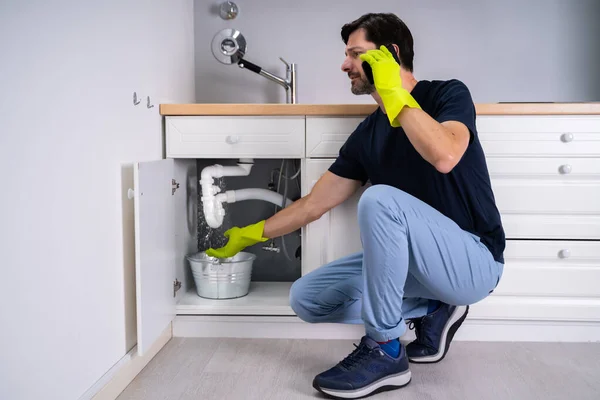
160;103;600;116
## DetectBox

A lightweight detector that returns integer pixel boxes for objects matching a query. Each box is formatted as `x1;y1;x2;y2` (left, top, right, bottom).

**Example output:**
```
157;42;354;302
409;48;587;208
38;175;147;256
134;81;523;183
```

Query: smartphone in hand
362;44;401;85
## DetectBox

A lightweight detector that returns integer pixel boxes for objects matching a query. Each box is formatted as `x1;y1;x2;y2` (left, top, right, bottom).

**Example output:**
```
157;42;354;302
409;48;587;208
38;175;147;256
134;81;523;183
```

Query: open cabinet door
133;159;177;356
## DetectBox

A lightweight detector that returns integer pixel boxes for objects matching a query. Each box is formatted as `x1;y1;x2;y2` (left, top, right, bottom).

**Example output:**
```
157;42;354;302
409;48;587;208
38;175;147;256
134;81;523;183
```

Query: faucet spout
258;68;288;89
237;57;297;104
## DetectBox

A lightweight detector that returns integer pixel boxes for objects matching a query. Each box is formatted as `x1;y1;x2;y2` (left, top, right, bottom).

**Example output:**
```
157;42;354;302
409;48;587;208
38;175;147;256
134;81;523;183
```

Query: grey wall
195;0;600;104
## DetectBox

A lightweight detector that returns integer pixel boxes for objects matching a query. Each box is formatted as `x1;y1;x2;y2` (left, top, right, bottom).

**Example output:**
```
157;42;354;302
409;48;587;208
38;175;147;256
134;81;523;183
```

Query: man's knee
289;277;320;323
358;184;408;223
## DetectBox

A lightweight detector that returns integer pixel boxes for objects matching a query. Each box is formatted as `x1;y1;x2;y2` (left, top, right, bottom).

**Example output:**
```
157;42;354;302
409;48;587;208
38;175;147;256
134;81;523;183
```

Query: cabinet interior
176;158;303;315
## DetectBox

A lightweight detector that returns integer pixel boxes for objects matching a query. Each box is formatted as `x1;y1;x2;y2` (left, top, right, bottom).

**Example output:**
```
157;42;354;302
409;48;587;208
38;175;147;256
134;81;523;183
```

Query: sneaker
406;304;469;363
312;336;411;399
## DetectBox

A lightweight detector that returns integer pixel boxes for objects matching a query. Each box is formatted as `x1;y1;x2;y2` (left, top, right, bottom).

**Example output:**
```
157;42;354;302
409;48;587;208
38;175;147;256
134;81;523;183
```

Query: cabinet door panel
301;159;367;275
305;116;363;157
133;159;194;355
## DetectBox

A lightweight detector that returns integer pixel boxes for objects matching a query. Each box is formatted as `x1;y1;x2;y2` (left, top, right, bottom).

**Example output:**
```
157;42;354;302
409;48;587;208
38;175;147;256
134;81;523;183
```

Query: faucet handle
279;57;290;69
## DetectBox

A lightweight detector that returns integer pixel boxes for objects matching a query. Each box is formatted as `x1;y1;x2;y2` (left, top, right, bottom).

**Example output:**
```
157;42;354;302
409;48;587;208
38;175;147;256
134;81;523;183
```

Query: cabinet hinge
173;279;182;297
171;179;180;195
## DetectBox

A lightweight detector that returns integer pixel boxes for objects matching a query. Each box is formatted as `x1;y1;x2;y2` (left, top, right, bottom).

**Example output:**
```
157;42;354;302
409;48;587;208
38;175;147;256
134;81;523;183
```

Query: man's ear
391;44;401;61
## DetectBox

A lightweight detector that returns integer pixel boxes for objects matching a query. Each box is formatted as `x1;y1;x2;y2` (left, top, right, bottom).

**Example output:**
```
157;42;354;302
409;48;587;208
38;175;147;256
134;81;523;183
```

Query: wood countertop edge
159;103;600;116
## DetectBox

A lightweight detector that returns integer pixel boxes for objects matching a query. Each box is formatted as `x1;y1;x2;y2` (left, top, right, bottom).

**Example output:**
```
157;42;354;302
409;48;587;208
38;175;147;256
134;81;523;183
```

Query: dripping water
197;176;231;252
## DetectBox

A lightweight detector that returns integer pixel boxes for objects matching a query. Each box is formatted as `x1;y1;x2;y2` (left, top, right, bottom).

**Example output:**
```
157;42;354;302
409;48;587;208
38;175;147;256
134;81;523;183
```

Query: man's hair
341;13;415;72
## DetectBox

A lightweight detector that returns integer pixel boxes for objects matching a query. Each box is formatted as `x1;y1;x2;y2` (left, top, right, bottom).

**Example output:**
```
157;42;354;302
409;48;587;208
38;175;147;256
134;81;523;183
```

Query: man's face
341;28;377;95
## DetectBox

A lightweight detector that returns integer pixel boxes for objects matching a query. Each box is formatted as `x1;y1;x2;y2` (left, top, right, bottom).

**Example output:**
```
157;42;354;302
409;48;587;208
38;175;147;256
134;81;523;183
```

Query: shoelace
407;318;424;343
339;342;375;370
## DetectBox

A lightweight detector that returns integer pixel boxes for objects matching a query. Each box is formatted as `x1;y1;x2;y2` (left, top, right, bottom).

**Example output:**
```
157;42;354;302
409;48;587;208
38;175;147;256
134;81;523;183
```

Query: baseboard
79;323;172;400
174;315;365;340
454;319;600;342
173;315;600;343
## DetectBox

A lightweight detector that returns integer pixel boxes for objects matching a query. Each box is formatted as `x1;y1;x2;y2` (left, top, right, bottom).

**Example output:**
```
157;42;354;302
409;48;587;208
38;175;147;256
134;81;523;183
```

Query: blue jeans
290;184;504;342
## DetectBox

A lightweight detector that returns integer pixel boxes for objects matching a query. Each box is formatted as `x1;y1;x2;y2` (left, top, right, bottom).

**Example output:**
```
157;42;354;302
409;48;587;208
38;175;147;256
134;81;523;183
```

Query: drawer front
487;156;600;239
469;295;600;322
487;157;600;178
477;115;600;157
493;240;600;298
492;179;600;215
491;177;600;239
306;116;364;157
166;116;305;158
500;213;600;240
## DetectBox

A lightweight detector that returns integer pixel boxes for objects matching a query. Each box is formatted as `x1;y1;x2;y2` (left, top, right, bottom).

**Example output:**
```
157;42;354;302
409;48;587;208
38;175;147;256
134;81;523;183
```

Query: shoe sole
409;305;469;364
313;370;411;399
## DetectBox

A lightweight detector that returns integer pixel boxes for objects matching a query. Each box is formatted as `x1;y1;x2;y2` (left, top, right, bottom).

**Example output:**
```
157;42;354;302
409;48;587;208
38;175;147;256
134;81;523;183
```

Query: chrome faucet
238;57;297;104
211;28;298;104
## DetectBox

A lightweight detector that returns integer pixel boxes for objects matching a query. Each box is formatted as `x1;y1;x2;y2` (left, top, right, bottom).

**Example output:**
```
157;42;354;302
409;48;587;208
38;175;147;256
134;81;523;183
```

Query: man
207;12;505;399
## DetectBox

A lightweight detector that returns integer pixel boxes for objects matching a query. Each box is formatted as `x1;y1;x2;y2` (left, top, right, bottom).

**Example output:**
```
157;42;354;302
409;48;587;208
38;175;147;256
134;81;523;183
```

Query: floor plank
117;338;600;400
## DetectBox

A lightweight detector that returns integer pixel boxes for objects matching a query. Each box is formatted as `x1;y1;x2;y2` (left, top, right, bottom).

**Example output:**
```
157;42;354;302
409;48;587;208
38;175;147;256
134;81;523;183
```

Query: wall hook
133;92;141;105
219;1;239;20
147;96;154;109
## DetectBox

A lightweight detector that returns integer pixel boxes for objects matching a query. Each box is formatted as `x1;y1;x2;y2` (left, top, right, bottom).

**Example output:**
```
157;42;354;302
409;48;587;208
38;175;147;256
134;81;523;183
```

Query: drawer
492;178;600;216
165;116;305;158
469;296;600;322
488;157;600;239
500;213;600;240
477;115;600;157
492;177;600;239
492;240;600;298
487;157;600;178
306;116;364;157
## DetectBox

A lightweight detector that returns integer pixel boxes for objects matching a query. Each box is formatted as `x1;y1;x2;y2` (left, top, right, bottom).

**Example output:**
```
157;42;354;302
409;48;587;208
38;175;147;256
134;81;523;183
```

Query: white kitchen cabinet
479;114;600;240
132;156;308;354
297;156;600;325
133;108;600;348
133;116;308;354
301;159;367;275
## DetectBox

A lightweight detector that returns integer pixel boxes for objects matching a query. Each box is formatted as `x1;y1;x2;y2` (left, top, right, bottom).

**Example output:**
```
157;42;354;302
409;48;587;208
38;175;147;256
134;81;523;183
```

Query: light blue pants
290;184;504;342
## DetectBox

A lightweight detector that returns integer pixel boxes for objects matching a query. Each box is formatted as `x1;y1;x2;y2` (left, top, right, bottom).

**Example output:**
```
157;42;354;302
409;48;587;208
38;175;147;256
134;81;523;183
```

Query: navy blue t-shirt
329;79;505;264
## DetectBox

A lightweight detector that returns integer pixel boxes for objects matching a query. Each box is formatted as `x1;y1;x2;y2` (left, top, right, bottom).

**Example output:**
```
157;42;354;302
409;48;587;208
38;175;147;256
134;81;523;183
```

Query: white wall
0;1;195;399
194;0;600;104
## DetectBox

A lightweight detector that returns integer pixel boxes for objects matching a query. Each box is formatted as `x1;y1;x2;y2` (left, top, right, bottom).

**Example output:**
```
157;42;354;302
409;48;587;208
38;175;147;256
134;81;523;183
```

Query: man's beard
350;74;375;95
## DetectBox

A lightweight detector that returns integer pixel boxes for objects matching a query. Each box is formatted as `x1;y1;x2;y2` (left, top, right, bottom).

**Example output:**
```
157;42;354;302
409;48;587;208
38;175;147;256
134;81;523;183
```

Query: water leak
197;176;231;252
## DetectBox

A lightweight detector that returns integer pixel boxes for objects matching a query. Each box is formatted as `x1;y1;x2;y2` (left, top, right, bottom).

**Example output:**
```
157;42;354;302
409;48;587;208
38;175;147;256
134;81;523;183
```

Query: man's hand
360;45;421;127
205;220;269;259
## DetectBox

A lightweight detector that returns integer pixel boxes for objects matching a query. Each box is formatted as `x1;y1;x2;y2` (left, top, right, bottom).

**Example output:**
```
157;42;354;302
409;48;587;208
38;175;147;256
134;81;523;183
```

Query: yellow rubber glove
360;45;421;127
205;220;269;259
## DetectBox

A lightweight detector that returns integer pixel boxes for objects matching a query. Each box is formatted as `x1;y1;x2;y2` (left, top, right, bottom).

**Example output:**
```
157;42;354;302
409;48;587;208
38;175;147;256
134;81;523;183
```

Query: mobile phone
362;44;401;85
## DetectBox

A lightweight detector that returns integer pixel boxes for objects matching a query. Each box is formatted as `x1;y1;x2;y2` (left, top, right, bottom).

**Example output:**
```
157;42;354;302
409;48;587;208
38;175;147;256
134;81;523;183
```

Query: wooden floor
118;338;600;400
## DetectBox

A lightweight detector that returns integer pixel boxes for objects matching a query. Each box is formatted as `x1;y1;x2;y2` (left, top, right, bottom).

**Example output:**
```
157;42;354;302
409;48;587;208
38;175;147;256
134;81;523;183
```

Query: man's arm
359;47;471;174
396;107;470;174
205;170;362;259
262;171;361;238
